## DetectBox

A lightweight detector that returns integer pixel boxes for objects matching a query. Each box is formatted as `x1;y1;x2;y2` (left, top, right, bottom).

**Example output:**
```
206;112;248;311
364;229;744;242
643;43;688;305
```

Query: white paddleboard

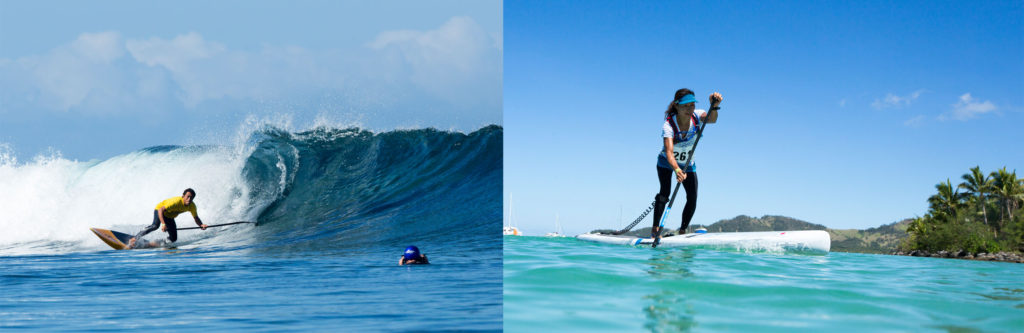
576;230;831;254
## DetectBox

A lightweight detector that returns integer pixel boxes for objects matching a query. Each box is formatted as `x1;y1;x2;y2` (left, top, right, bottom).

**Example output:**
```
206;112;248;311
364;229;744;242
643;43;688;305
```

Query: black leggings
134;210;178;243
653;166;697;232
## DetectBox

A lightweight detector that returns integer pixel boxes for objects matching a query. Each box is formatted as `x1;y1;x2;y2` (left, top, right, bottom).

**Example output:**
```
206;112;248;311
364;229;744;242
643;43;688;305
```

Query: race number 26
673;151;688;163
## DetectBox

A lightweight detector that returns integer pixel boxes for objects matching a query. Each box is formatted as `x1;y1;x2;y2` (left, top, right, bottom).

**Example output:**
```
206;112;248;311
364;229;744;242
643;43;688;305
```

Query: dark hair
666;88;695;116
183;188;196;198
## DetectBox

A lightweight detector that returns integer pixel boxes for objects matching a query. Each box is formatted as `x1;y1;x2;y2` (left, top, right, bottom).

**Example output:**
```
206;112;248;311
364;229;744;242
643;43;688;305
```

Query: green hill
592;215;911;254
698;215;828;232
827;219;911;254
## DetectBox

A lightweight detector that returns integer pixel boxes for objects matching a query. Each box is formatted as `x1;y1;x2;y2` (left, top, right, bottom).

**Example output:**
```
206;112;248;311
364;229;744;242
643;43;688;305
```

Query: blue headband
676;94;697;105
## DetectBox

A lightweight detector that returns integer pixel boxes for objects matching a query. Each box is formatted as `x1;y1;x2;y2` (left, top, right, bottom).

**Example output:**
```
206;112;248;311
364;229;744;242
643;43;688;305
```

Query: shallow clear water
504;236;1024;332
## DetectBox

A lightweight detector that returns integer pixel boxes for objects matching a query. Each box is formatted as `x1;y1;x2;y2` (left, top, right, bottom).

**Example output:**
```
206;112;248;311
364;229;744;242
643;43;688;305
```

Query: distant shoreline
891;250;1023;263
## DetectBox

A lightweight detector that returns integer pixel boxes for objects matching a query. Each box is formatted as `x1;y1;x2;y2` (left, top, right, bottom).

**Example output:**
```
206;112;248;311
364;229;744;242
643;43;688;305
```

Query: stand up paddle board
577;230;831;254
90;228;134;250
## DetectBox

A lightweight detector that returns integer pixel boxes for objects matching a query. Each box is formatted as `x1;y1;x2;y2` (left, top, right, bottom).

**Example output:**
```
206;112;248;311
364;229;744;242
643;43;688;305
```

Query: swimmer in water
399;246;429;265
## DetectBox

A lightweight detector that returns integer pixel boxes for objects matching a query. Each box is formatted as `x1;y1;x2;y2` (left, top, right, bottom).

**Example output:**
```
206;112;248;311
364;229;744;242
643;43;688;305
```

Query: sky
0;0;502;162
504;0;1023;234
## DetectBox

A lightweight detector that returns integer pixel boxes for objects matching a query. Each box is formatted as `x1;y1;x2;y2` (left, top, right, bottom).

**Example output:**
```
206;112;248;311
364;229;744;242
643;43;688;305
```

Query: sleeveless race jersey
657;109;706;171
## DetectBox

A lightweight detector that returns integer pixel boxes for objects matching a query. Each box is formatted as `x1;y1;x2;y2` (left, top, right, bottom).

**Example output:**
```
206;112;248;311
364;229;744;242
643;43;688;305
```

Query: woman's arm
663;137;686;182
704;92;722;123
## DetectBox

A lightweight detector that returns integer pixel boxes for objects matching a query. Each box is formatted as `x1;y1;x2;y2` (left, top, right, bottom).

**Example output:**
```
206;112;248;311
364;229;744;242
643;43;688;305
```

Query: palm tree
907;216;930;236
959;166;994;233
989;167;1024;234
928;179;964;221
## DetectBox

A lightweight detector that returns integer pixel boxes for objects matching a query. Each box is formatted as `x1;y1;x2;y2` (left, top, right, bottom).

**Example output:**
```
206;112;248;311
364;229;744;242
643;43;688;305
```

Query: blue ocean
505;236;1024;332
0;125;503;331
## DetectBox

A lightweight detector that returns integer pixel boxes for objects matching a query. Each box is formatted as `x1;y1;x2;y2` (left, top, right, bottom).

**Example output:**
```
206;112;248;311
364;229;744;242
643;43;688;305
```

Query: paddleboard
89;228;134;250
576;230;831;254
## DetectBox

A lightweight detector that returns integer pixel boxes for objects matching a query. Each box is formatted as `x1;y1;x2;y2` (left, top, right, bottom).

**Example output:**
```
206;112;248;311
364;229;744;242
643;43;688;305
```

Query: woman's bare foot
126;238;136;249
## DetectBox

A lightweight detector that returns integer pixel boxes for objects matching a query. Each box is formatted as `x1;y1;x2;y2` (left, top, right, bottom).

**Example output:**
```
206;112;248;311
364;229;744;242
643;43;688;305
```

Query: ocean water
504;236;1024;332
0;126;503;331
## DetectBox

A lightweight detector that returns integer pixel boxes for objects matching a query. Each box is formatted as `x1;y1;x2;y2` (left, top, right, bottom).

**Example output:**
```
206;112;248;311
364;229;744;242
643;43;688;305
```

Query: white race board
576;230;831;254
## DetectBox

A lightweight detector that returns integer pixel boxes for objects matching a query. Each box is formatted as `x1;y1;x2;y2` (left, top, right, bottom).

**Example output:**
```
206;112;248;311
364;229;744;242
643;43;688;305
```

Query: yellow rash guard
155;196;198;219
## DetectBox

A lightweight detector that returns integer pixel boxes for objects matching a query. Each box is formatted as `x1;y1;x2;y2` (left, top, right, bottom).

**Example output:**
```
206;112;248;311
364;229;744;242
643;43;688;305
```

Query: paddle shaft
178;221;255;230
657;182;684;228
653;107;714;247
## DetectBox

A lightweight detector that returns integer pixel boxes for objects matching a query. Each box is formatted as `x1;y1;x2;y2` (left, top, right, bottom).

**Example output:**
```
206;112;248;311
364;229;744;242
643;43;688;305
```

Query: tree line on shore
903;166;1024;254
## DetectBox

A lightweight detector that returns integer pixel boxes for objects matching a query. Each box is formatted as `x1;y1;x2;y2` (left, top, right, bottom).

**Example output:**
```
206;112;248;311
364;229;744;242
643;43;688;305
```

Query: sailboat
544;213;565;237
503;197;521;236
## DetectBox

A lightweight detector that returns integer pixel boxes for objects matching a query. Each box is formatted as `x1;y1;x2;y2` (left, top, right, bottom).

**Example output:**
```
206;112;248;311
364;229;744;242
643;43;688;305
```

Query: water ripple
505;236;1024;332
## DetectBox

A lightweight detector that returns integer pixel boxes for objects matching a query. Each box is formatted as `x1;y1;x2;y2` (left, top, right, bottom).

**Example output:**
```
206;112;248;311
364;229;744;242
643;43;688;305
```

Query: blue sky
0;0;502;161
505;0;1023;233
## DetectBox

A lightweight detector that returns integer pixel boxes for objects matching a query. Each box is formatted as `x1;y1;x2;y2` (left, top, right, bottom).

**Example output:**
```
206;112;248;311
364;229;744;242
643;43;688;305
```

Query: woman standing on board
651;89;721;238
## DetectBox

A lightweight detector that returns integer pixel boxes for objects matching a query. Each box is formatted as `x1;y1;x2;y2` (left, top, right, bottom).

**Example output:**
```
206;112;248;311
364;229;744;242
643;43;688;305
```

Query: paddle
178;221;256;230
653;104;717;248
653;182;683;248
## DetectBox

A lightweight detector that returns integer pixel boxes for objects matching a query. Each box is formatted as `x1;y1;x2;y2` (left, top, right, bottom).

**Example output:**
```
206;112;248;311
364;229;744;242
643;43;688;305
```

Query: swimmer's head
403;246;421;260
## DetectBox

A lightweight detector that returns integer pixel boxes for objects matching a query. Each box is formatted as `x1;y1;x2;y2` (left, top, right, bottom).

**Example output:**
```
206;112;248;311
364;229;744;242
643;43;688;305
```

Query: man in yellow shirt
127;188;208;249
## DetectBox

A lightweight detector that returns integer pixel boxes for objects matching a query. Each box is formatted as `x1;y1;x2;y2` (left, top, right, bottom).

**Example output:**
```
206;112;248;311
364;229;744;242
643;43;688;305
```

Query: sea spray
0;146;258;252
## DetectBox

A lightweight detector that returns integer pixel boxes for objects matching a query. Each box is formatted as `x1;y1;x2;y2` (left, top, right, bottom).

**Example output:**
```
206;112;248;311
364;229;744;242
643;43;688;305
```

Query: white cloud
941;93;996;121
126;33;295;107
368;16;501;105
11;31;129;112
126;32;225;71
71;31;124;63
872;89;926;109
904;115;926;127
1;18;501;128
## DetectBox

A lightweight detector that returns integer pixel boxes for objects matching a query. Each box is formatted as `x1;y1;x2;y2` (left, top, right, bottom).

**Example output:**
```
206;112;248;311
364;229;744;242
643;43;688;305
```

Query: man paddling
127;188;208;249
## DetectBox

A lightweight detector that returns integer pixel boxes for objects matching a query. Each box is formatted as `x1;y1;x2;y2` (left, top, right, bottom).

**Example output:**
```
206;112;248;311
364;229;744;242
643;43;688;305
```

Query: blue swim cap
403;246;420;260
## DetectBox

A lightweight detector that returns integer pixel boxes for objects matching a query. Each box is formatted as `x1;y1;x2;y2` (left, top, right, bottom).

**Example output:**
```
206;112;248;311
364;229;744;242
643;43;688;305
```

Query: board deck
90;228;134;250
576;230;831;254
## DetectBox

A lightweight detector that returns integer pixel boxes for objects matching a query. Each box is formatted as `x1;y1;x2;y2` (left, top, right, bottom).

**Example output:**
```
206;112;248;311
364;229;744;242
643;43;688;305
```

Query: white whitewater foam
0;146;275;254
